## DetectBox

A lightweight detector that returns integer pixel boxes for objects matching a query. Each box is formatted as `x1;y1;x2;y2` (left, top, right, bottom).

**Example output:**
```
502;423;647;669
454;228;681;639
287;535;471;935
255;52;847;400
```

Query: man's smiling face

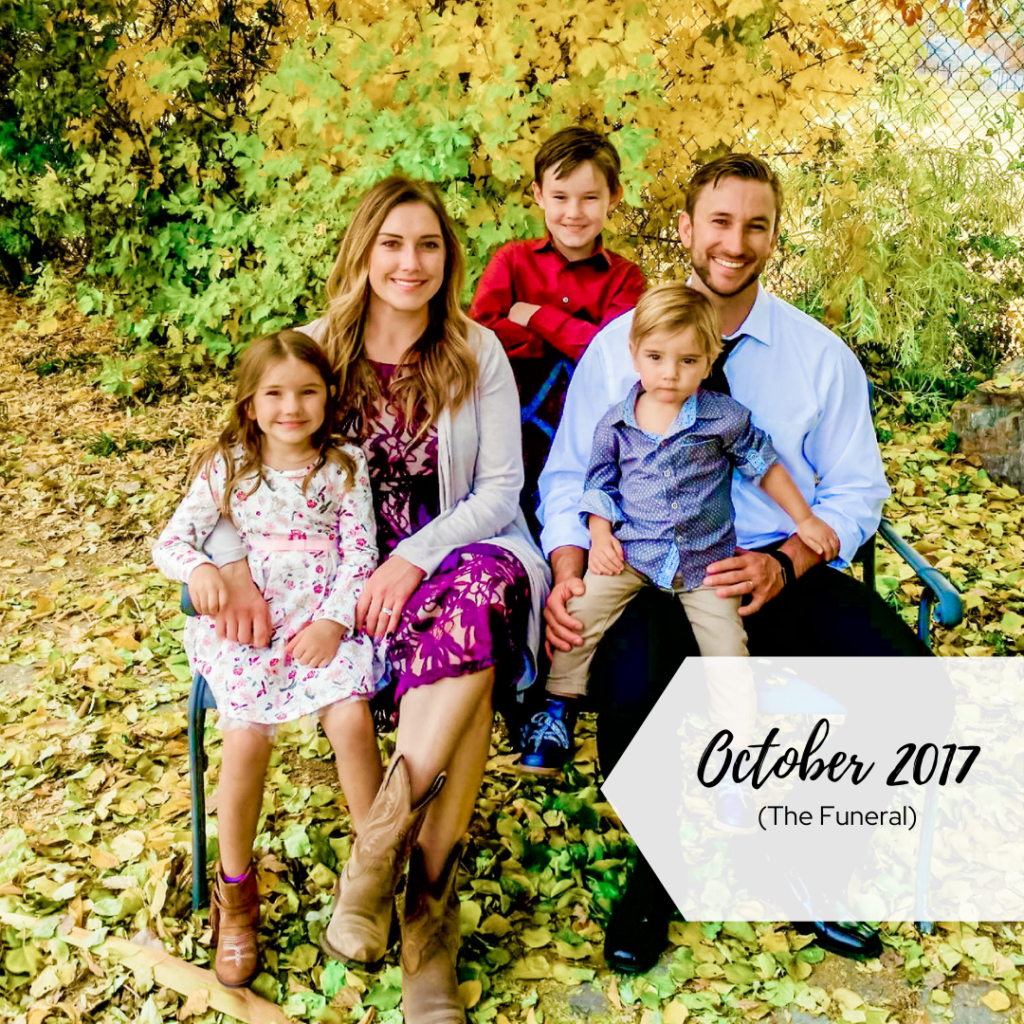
678;176;778;302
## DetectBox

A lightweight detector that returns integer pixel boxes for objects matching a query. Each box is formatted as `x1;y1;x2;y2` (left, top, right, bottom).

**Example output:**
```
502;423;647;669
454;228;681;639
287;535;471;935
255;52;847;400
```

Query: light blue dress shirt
537;285;889;567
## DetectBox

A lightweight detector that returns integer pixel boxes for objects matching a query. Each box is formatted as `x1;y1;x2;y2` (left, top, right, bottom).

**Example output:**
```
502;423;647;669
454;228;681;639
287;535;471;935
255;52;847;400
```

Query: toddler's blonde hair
629;283;723;361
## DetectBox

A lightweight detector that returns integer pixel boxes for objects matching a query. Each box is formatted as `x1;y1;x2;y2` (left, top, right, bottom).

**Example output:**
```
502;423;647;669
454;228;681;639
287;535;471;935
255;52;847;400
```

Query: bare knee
321;699;375;750
222;726;274;766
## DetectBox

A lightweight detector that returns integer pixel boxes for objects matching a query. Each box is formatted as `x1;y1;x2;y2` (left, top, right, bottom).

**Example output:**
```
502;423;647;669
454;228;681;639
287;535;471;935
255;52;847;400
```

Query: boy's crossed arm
469;244;645;362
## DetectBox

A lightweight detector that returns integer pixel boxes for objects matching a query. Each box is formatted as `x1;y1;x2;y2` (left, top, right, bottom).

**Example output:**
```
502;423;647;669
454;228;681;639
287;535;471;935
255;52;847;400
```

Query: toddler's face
630;327;712;408
532;160;621;261
251;356;328;454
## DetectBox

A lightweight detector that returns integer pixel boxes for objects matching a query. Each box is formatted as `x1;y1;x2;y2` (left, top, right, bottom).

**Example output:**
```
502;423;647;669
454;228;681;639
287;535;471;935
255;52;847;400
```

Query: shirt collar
724;283;773;347
532;233;611;268
616;381;702;437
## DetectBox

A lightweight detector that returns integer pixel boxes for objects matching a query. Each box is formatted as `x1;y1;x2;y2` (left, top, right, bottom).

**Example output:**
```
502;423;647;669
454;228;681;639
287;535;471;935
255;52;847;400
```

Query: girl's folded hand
286;620;346;667
188;563;229;616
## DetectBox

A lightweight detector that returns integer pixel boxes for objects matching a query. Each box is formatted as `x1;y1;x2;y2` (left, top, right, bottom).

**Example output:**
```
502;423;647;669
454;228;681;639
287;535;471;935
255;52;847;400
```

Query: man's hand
544;577;587;656
187;563;229;616
544;545;587;656
703;549;784;617
509;302;541;327
215;560;273;647
285;620;345;668
355;555;425;639
795;516;840;562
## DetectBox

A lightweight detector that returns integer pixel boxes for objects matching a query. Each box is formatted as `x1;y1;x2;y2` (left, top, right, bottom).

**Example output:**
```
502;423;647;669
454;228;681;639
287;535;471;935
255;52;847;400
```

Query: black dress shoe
603;855;675;974
792;920;883;960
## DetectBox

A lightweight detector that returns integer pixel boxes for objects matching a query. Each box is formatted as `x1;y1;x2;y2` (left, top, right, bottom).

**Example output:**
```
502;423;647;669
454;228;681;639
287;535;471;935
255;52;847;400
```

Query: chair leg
915;776;939;931
861;533;876;596
189;675;210;911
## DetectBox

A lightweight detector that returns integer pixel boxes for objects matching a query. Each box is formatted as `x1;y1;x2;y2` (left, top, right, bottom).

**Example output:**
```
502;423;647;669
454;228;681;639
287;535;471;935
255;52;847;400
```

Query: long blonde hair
323;177;477;437
189;331;356;520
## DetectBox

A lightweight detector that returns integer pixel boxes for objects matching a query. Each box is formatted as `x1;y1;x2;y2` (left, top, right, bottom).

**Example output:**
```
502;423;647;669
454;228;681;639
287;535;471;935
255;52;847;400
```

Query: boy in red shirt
469;127;646;532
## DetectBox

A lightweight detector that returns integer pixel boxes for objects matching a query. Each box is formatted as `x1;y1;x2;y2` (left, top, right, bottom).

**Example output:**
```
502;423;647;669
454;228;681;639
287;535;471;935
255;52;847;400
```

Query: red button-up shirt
468;235;646;362
468;236;646;519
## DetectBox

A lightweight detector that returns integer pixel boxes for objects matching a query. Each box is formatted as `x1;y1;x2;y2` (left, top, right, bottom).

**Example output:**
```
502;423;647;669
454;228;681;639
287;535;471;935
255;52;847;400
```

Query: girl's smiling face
366;201;447;321
250;356;328;460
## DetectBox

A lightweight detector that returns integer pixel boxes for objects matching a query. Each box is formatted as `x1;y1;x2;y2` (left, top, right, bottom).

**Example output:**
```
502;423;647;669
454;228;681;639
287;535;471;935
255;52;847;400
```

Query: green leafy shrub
2;0;883;368
790;143;1023;374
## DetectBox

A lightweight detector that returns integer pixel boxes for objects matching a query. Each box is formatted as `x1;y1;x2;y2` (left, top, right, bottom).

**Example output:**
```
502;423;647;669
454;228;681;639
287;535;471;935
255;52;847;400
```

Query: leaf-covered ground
1;297;1023;1024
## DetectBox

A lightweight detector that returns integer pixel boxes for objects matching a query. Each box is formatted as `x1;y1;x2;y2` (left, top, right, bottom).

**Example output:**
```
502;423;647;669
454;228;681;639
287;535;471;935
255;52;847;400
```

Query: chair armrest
877;520;964;628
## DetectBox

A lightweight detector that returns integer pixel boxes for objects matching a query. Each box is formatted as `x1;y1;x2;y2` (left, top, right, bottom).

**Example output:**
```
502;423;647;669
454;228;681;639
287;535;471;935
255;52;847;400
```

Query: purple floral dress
352;363;531;715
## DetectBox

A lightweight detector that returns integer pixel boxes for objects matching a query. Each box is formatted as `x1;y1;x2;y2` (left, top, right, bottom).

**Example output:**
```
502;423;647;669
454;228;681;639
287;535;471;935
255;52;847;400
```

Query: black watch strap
766;549;794;588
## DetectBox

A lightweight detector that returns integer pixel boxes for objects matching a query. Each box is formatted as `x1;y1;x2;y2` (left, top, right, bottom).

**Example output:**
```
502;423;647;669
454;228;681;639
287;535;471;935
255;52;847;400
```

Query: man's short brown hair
629;283;723;361
534;127;622;194
684;154;783;229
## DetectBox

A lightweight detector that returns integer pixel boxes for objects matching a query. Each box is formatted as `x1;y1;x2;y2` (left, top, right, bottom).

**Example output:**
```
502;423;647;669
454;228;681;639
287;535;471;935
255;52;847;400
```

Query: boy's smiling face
532;159;622;261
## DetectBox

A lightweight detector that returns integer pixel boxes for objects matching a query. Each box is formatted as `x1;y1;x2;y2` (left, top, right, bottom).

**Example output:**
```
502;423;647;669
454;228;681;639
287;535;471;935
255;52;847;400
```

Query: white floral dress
152;445;384;724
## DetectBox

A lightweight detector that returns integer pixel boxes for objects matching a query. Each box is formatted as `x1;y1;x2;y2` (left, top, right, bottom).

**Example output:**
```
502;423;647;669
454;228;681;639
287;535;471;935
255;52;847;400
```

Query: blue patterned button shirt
579;382;779;591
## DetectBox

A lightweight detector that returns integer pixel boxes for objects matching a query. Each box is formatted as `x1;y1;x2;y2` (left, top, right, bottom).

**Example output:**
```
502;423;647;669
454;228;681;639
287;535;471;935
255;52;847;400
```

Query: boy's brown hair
534;127;622;194
684;154;783;229
629;283;723;361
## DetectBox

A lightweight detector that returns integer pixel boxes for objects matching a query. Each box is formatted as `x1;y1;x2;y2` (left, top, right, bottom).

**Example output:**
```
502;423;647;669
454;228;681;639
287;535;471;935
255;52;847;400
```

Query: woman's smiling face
366;201;447;319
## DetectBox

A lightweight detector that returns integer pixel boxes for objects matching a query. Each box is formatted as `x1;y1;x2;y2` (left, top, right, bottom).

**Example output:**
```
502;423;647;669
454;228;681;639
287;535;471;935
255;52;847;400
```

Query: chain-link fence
620;0;1024;313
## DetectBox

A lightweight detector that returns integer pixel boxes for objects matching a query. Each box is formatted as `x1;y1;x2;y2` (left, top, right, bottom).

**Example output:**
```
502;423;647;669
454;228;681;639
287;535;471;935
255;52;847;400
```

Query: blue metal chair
181;379;964;915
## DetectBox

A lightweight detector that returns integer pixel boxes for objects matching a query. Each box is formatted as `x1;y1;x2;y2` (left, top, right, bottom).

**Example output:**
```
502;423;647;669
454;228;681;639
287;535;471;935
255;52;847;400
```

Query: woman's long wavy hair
189;331;356;521
323;177;477;437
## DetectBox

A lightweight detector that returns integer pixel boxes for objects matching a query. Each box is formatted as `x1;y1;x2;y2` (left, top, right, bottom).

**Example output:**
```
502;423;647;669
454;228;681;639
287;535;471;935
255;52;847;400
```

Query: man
535;154;939;971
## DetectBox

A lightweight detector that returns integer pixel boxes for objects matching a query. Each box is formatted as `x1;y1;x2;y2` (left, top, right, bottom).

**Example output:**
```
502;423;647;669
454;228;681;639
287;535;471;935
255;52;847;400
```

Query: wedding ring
382;607;394;617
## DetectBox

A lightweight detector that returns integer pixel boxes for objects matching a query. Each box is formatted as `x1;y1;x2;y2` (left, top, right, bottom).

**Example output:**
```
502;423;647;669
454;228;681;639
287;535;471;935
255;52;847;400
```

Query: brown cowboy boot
210;862;260;988
320;753;446;966
400;843;465;1024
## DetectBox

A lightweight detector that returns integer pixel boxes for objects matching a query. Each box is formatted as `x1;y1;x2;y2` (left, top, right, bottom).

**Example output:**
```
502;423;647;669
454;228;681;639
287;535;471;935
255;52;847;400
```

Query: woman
204;177;549;1021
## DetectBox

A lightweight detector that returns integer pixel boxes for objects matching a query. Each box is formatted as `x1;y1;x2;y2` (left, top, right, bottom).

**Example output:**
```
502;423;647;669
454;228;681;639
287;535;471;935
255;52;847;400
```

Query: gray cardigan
207;318;551;686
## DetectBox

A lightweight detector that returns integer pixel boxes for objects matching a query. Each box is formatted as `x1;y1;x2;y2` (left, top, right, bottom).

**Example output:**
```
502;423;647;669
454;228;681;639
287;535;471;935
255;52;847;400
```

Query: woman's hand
286;620;346;667
355;555;426;639
188;563;229;616
215;559;273;647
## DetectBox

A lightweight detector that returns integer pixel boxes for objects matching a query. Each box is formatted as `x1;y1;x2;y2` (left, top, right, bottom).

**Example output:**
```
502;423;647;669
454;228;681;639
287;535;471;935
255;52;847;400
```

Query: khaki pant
547;563;755;739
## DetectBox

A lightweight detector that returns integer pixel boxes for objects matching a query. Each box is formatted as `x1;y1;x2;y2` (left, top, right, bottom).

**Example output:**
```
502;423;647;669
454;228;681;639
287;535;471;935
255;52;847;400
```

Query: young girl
152;330;385;988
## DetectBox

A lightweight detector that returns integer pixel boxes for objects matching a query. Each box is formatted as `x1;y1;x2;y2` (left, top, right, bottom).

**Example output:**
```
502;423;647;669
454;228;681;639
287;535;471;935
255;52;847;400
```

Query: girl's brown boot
210;862;260;988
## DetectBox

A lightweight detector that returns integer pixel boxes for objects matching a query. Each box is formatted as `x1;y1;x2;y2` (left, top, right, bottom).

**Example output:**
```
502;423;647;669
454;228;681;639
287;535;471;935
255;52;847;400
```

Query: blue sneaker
714;779;757;833
519;698;578;775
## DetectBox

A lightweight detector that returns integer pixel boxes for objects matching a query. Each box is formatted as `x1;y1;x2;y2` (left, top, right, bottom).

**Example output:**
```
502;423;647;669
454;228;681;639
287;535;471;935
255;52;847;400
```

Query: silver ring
381;607;394;617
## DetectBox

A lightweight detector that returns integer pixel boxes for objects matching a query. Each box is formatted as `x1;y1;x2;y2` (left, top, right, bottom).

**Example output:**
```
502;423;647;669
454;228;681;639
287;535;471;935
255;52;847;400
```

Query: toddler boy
521;284;840;829
469;126;645;530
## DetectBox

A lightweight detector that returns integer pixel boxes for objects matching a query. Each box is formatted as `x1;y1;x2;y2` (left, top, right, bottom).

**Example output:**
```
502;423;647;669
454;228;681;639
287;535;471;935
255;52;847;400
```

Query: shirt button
672;502;679;509
664;470;671;477
562;296;569;303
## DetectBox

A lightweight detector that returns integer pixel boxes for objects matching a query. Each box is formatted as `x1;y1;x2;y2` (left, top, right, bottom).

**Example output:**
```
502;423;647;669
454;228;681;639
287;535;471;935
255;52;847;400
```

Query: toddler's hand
286;620;346;668
590;534;625;576
796;516;840;562
188;563;229;616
